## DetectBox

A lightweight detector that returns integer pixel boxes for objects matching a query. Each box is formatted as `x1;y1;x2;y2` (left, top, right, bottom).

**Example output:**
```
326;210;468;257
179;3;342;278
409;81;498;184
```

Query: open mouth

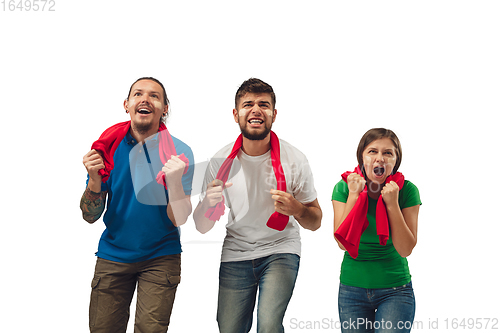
137;108;152;115
373;167;385;176
248;118;264;125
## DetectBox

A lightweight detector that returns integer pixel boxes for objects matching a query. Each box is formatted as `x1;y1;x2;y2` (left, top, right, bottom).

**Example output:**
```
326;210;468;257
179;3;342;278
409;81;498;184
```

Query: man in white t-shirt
193;78;322;333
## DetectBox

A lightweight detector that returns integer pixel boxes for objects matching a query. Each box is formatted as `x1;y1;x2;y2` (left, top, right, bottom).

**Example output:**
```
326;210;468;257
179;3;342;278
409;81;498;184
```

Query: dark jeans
338;281;415;333
89;254;181;333
217;253;300;333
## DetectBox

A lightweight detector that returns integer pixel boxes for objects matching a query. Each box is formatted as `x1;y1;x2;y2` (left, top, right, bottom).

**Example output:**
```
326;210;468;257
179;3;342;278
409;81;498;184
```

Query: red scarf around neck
334;166;404;259
204;131;289;231
91;121;189;189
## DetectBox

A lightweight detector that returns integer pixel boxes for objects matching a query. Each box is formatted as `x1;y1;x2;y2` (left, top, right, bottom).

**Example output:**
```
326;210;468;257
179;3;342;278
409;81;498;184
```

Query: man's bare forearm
193;197;217;234
166;179;192;227
80;187;107;223
294;199;322;231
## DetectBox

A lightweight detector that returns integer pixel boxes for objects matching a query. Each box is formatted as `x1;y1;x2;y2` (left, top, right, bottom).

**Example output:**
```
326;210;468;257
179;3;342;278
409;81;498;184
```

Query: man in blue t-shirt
80;77;194;332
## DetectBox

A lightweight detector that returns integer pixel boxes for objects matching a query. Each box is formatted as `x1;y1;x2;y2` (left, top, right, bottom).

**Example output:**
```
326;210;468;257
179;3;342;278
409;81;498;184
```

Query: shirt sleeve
198;156;218;202
399;180;422;209
291;156;318;204
180;146;195;196
331;179;348;203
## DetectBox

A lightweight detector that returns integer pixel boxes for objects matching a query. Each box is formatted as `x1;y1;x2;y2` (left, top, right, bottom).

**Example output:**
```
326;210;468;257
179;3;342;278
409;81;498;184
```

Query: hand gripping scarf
91;121;189;189
204;131;290;231
334;166;404;259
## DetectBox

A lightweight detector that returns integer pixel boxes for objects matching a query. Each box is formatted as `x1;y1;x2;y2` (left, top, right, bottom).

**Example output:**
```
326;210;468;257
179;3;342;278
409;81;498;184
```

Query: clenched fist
346;173;366;195
205;179;232;207
83;149;104;183
381;181;400;206
270;189;303;217
162;155;186;188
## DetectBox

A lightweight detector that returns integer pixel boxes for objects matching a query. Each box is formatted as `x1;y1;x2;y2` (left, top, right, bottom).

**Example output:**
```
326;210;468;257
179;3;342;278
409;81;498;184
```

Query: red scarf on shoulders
204;131;289;231
91;121;189;189
334;166;404;259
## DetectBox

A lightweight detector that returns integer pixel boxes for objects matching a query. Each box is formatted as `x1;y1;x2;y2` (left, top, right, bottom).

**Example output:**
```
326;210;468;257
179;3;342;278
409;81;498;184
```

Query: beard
239;122;272;141
132;118;157;135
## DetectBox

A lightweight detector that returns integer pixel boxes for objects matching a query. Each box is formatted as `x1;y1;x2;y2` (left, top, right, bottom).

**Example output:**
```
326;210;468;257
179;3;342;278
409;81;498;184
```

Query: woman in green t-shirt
332;128;421;333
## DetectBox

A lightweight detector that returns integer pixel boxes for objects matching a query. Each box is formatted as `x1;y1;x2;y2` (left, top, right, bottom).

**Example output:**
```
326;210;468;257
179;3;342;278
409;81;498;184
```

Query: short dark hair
235;78;276;109
127;77;170;123
356;128;403;175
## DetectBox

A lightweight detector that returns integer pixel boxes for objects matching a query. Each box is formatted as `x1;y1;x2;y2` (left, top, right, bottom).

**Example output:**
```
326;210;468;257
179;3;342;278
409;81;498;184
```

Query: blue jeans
217;253;300;333
338;282;415;333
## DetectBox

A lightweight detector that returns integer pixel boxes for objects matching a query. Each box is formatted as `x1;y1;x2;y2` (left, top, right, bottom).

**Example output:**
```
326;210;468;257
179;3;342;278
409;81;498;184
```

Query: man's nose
139;95;151;104
251;105;263;114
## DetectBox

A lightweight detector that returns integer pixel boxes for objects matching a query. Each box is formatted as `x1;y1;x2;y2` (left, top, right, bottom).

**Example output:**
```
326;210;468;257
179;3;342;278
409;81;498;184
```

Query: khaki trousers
89;254;181;333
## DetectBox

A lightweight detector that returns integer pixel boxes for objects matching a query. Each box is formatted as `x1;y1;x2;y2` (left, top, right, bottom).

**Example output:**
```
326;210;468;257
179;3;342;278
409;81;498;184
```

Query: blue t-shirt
90;131;194;263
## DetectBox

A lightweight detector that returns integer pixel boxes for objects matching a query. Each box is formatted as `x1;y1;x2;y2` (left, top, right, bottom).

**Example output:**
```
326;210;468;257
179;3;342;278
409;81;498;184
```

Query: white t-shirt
200;138;317;262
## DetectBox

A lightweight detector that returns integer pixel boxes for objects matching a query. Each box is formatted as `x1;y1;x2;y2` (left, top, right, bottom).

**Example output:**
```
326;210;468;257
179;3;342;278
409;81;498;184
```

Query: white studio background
1;1;498;332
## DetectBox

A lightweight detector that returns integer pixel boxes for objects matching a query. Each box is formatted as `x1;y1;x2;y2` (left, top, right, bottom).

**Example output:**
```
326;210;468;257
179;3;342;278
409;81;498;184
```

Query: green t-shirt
332;179;421;288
